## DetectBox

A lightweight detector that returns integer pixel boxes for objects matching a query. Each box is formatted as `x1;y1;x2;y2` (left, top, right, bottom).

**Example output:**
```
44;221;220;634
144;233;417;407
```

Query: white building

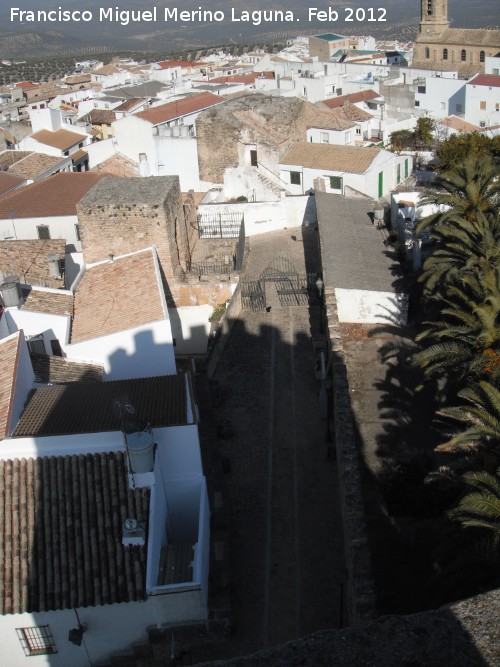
280;143;410;199
413;75;466;118
0;329;210;666
464;74;500;129
2;248;177;381
112;92;225;189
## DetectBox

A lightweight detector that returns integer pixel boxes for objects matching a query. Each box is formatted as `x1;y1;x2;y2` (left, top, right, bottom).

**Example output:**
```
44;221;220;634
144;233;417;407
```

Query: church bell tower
419;0;449;35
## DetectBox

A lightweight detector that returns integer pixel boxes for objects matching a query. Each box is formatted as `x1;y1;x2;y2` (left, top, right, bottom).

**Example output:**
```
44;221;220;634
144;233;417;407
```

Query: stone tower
419;0;449;36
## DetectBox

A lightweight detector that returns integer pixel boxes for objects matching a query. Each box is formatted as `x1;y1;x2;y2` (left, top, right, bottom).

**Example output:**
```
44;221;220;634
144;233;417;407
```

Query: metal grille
197;212;243;239
16;626;57;656
240;270;320;311
187;260;233;275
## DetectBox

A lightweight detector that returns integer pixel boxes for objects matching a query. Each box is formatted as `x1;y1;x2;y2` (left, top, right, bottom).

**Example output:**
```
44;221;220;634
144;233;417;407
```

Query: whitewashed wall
0;591;206;667
9;332;35;435
168;305;212;354
66;319;176;380
0;214;81;250
5;307;72;354
335;287;408;325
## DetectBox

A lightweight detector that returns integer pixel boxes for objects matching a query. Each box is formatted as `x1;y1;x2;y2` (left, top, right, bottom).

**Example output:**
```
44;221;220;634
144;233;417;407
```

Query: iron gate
240;257;319;311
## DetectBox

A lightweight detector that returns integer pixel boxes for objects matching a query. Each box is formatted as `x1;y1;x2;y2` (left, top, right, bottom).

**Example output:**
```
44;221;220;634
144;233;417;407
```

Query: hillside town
0;1;499;665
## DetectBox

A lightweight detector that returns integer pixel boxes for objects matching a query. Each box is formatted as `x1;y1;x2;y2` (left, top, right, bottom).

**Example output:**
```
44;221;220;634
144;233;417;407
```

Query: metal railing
197;211;243;239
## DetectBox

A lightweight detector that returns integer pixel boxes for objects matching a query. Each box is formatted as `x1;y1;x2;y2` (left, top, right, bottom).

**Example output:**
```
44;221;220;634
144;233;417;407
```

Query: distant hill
0;0;496;57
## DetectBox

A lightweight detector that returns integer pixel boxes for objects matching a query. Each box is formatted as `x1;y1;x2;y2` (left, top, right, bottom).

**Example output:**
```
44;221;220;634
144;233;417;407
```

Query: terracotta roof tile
281;143;381;174
0;172;106;219
0;332;21;439
439;116;481;133
320;90;380;109
30;353;103;384
134;92;223;125
156;60;201;69
90;153;140;177
417;27;500;47
467;74;500;88
114;97;146;112
207;73;259;85
0;172;25;196
13;374;188;436
307;108;357;131
86;109;117;124
71;249;166;343
0;451;149;613
30;128;87;151
94;64;121;75
7;153;68;180
21;287;74;316
71;148;88;161
0;240;66;288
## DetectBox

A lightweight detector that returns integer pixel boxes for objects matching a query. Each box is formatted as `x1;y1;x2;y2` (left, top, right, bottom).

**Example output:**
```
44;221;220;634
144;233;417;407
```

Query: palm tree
449;467;500;544
435;381;500;456
416;155;500;235
413;267;500;388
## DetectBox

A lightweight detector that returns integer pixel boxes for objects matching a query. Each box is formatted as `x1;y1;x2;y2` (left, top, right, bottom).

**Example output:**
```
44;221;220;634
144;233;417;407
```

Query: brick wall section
325;285;376;625
207;282;242;377
76;176;185;306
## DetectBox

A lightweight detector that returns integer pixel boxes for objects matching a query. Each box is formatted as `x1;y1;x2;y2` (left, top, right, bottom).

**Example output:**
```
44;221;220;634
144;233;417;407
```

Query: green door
378;171;383;197
405;158;409;178
397;164;401;184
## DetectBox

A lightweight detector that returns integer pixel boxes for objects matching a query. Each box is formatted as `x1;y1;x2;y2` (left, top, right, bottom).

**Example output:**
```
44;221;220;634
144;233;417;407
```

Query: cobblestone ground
206;227;346;655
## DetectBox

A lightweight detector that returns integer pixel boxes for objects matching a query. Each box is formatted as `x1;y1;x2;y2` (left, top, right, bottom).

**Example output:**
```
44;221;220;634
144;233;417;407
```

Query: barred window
16;626;57;656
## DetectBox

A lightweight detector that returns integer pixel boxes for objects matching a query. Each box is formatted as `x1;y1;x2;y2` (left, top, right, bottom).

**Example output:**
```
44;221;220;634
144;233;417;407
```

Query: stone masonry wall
325;285;377;625
76;180;184;305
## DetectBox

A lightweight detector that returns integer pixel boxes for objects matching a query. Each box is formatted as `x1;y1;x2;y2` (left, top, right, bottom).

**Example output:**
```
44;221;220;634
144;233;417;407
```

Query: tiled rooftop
419;27;500;47
467;74;500;88
30;353;103;384
0;451;149;613
0;239;66;289
0;172;105;219
21;287;74;316
319;90;380;109
281;143;381;174
13;373;188;436
7;152;68;180
31;128;88;151
439;116;481;132
86;109;117;124
71;249;166;344
0;171;25;196
0;332;21;439
135;92;223;125
114;97;146;112
90;153;140;177
307;108;356;131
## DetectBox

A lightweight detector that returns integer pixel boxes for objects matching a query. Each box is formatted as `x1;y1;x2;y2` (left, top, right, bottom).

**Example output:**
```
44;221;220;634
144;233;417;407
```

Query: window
443;48;448;60
417;85;426;94
493;68;499;75
355;126;361;135
480;101;486;110
290;171;301;185
320;131;329;144
480;51;485;63
461;49;466;62
415;100;420;107
425;48;430;60
50;339;63;356
496;103;499;112
16;627;56;656
456;103;463;113
79;142;83;148
480;121;486;128
329;176;342;190
440;102;446;110
64;150;69;156
37;225;50;240
26;335;45;355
